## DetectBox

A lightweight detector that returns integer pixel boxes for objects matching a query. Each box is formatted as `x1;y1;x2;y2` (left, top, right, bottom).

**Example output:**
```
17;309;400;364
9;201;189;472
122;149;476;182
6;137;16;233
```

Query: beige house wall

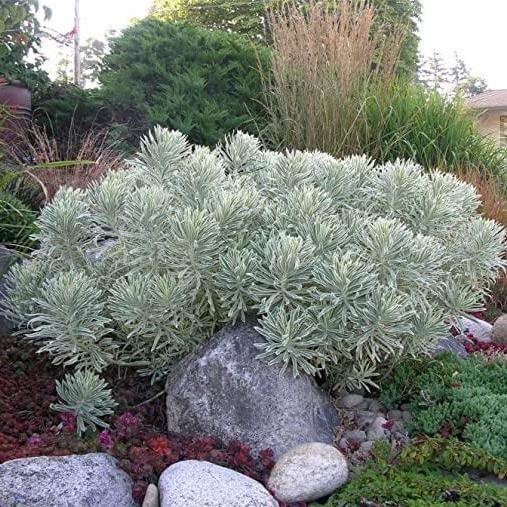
475;108;507;145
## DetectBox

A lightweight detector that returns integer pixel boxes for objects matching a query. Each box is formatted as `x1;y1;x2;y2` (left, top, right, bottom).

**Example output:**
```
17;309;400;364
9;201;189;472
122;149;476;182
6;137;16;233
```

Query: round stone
337;394;364;409
492;314;507;344
268;442;348;503
159;460;277;507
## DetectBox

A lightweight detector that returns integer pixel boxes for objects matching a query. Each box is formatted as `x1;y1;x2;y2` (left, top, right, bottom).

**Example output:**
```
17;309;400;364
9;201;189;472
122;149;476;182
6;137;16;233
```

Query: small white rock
460;316;492;343
142;484;159;507
268;442;348;503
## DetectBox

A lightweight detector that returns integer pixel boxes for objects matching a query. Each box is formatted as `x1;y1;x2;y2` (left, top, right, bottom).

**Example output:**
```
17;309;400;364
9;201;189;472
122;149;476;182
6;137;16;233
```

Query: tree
151;0;422;74
99;19;270;146
418;51;450;93
450;53;487;98
0;0;51;85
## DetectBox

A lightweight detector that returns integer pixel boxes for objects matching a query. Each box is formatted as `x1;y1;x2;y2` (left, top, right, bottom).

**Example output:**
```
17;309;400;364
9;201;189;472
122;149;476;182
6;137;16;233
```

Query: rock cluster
334;391;411;466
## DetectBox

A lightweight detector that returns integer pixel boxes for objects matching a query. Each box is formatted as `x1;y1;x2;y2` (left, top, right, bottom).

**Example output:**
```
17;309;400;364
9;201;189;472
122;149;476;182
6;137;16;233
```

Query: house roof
468;89;507;109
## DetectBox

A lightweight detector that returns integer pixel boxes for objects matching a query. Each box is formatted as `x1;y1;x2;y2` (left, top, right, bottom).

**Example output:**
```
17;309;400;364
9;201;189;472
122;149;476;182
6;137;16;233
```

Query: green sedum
2;128;505;389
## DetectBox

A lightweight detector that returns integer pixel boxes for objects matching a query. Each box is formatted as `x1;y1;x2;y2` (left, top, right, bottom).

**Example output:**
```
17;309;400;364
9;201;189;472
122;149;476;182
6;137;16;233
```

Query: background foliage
99;18;270;147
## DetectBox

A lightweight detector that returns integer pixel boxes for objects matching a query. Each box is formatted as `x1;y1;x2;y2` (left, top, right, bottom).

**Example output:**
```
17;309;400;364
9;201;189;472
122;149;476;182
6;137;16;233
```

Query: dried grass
3;121;124;205
262;0;403;155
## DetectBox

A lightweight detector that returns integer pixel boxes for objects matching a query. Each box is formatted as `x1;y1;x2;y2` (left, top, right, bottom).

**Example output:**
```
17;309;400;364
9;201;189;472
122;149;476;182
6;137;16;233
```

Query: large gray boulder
165;321;339;457
159;460;277;507
0;453;135;507
268;442;348;503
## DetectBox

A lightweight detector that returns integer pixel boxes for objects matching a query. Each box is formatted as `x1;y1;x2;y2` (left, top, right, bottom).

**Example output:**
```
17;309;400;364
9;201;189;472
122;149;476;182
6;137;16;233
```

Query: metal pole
74;0;81;86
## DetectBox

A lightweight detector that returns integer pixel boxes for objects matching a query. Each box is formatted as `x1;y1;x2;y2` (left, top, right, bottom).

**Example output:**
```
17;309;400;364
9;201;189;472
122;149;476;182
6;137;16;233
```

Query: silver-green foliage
51;370;117;435
3;127;506;389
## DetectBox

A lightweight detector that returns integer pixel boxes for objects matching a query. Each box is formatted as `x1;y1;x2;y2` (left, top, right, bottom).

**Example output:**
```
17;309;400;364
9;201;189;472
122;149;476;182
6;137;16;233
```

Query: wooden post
74;0;81;87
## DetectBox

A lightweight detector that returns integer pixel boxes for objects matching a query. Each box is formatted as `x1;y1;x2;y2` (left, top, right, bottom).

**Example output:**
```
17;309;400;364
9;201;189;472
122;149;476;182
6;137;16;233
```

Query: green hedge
99;19;270;147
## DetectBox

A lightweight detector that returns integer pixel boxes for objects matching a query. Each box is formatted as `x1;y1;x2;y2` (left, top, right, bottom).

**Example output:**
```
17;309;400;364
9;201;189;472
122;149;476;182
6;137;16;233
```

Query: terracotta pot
0;80;32;144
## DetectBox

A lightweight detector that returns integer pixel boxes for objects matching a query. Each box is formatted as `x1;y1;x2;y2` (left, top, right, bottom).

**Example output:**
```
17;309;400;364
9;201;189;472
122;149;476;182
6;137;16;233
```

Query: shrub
2;128;505;396
99;18;270;147
317;439;507;507
0;191;36;249
380;353;507;460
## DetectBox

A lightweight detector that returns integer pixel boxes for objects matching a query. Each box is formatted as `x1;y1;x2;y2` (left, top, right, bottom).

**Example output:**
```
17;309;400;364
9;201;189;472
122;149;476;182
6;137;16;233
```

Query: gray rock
268;443;348;503
355;410;377;429
460;316;492;343
342;430;367;443
337;394;364;409
366;416;389;441
402;410;412;422
159;460;277;507
433;335;468;358
0;453;135;507
356;399;370;410
338;438;349;450
367;399;386;413
142;484;159;507
387;410;403;421
165;321;339;458
359;441;374;453
492;314;507;344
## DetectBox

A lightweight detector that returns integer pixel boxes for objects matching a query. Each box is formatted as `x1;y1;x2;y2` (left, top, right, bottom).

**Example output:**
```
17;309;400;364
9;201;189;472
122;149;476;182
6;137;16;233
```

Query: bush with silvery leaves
2;127;505;393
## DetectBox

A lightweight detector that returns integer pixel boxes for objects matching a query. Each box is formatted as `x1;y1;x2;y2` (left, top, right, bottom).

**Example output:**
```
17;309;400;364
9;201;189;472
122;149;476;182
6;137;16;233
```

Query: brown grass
3;121;124;205
457;168;507;227
262;0;403;155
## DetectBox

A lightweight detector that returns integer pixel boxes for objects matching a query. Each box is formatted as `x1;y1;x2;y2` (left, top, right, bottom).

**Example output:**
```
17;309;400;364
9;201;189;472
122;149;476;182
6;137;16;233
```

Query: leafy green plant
380;353;507;460
317;440;507;507
51;370;117;436
2;128;505;392
99;18;270;147
0;191;36;249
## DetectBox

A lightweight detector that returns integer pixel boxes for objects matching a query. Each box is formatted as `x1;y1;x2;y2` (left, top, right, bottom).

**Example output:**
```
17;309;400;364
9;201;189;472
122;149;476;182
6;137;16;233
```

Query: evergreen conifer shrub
3;128;505;391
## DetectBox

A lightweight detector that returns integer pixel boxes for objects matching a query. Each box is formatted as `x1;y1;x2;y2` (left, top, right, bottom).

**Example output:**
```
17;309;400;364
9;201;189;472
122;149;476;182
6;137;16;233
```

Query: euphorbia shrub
3;128;505;416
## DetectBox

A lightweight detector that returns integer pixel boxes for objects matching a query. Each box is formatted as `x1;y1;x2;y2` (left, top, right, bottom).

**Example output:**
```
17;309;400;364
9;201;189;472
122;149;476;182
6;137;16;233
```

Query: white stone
460;316;492;343
159;460;277;507
0;453;135;507
142;484;159;507
492;314;507;344
268;442;348;503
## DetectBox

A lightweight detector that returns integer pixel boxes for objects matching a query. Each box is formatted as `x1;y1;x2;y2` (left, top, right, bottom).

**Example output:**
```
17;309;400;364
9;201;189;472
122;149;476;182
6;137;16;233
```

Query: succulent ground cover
380;349;507;461
0;333;279;505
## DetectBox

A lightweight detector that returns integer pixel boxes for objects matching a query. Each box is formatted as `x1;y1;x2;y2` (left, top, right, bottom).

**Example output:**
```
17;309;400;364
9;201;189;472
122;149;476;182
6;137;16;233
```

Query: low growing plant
2;128;505;408
380;353;507;460
316;440;507;507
